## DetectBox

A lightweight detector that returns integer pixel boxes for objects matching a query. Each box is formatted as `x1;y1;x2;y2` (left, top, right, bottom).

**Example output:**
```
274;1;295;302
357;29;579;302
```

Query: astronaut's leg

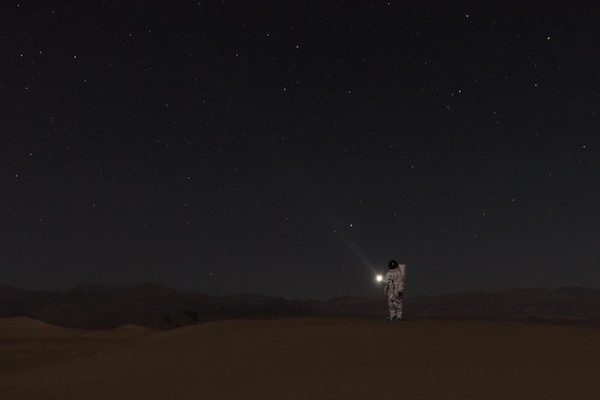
387;294;396;321
387;292;404;321
396;292;404;320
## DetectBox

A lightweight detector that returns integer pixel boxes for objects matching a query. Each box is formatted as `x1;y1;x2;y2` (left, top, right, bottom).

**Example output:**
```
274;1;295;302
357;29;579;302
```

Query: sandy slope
0;317;74;339
1;318;599;400
0;317;155;377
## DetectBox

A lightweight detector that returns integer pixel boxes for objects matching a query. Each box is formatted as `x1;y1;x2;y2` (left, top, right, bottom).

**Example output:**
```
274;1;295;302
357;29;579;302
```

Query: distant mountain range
1;284;599;329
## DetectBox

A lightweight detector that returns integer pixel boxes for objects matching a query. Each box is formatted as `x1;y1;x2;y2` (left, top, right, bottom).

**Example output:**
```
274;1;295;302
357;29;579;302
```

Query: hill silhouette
1;284;599;329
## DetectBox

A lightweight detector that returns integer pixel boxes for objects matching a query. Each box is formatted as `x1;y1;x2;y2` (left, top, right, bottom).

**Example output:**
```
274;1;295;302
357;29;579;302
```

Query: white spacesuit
384;260;406;321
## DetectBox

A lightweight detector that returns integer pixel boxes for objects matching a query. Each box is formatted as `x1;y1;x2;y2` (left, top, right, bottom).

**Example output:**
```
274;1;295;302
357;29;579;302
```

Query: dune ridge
0;317;157;378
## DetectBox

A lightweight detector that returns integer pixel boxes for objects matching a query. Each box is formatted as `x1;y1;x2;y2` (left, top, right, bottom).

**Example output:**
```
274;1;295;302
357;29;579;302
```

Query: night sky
2;1;599;299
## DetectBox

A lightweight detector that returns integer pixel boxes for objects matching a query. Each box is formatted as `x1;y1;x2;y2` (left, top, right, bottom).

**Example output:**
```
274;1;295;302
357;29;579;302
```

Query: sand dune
104;324;158;338
0;317;74;338
1;318;599;399
0;317;155;377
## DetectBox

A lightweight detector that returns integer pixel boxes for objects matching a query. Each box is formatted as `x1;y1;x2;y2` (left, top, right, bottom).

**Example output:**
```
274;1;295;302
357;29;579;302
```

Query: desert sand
1;317;599;399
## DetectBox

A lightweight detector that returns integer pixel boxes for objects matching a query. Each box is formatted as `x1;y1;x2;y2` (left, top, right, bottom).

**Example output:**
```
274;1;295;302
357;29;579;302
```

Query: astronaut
384;259;407;321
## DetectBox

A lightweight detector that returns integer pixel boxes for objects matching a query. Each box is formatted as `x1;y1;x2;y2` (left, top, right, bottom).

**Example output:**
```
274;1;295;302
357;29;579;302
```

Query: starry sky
2;1;599;299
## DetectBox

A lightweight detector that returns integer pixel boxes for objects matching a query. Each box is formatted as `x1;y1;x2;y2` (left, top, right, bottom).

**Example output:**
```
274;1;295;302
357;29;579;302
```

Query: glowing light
376;274;383;282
